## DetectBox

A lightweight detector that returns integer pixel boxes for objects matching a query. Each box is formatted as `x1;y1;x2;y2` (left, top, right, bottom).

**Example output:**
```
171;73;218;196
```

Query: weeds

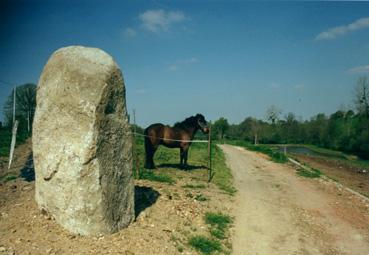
195;194;208;201
139;169;175;184
205;212;232;230
226;140;287;163
188;235;222;255
297;168;321;178
0;175;17;182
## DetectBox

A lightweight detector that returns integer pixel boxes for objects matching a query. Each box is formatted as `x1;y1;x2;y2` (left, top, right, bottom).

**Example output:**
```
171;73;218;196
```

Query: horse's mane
173;116;197;129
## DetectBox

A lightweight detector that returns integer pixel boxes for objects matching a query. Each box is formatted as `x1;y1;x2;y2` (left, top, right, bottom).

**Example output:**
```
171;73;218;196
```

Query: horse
144;114;209;169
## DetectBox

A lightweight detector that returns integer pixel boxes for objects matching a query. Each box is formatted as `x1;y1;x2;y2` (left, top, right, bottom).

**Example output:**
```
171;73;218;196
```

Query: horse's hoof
144;164;155;170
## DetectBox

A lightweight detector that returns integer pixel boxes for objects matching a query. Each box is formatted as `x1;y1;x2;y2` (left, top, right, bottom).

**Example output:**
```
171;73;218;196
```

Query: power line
0;79;16;87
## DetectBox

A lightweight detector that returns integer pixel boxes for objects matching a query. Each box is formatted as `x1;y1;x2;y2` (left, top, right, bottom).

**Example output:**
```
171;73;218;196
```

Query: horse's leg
145;137;157;169
183;147;189;168
180;147;184;168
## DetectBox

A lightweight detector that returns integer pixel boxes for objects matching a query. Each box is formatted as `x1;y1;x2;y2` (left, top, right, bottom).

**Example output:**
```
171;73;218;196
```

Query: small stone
0;247;6;252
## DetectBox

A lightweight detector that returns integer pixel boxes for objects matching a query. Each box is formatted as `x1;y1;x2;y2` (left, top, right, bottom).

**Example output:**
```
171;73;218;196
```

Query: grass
195;194;208;201
210;228;226;240
182;183;206;189
133;136;236;195
225;140;288;163
139;168;175;184
210;145;237;195
198;212;233;252
205;212;232;230
296;168;322;178
188;235;222;255
0;127;30;157
0;174;17;182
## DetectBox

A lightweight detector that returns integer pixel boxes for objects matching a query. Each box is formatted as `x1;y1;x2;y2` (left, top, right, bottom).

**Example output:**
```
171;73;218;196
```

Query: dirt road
220;145;369;255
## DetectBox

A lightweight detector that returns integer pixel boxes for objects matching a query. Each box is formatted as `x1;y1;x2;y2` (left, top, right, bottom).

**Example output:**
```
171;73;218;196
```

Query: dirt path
220;145;369;255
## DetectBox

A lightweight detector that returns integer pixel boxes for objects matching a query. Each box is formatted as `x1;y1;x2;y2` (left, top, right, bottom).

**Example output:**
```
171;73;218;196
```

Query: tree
266;105;282;124
212;117;229;139
354;76;369;117
3;83;37;132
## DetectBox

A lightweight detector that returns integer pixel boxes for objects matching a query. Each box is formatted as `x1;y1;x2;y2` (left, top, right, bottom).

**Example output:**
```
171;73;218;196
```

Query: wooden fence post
132;109;140;178
208;126;212;182
8;120;19;169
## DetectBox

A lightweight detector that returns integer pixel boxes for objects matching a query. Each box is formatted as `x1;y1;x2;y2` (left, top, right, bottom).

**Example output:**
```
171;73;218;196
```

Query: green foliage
132;133;236;194
0;175;17;182
204;212;232;245
205;212;232;230
212;117;229;139
182;183;206;189
3;83;36;131
210;145;237;195
188;235;222;255
228;140;287;163
0;127;30;157
195;194;208;201
297;168;322;178
210;228;226;240
139;169;175;184
218;79;369;160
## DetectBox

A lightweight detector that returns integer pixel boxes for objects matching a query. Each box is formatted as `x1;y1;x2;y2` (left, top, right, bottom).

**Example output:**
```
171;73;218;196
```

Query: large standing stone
33;46;134;236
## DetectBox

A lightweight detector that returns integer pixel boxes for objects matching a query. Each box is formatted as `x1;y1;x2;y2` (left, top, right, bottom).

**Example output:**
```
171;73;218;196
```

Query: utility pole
27;87;30;133
132;109;140;178
13;86;16;125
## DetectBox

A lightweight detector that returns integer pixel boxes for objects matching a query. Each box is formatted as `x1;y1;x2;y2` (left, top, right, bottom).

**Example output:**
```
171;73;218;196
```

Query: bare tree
3;83;36;131
266;105;282;124
354;76;369;117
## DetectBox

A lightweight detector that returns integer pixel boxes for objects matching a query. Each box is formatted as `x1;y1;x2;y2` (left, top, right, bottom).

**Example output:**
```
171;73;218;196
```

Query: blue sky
1;1;369;127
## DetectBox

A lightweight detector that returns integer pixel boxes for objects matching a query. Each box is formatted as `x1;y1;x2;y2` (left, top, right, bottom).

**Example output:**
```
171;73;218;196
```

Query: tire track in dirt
220;144;369;255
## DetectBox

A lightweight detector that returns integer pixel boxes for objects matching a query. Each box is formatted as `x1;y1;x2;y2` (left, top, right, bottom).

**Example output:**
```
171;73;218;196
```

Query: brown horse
144;114;209;169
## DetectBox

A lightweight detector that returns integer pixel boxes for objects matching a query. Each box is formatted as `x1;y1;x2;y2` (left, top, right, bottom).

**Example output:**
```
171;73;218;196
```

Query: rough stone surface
33;46;134;236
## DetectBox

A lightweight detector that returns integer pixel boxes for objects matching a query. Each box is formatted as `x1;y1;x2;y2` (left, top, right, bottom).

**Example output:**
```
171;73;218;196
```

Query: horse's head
195;114;210;134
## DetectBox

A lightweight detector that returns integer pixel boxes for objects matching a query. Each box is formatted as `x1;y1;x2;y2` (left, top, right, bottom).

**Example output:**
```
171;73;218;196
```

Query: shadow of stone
157;163;206;171
134;186;160;218
20;153;35;182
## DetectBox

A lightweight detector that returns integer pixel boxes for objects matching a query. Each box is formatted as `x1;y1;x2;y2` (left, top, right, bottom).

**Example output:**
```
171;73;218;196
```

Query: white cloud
135;89;148;94
293;84;304;90
347;65;369;74
168;57;198;71
269;82;281;89
183;57;198;64
315;17;369;41
139;9;186;33
168;64;178;71
123;27;137;38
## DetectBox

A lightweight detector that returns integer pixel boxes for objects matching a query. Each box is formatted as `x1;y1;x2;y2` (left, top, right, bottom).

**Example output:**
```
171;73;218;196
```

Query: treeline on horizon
211;77;369;160
2;78;368;160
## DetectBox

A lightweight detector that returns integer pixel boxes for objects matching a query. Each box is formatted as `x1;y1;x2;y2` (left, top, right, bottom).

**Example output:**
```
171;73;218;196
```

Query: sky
1;0;369;127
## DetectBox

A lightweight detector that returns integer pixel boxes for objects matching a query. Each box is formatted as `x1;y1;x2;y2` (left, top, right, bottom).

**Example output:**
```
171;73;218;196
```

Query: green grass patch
188;235;222;255
296;168;321;178
0;128;30;157
195;194;208;201
226;140;288;163
0;174;17;182
139;169;175;184
205;212;232;230
210;228;225;240
133;136;236;195
210;145;237;195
